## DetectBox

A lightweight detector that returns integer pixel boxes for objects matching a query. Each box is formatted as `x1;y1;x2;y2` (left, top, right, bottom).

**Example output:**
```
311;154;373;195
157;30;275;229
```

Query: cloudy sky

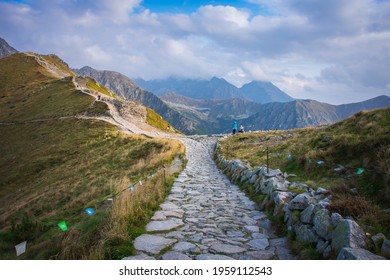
0;0;389;104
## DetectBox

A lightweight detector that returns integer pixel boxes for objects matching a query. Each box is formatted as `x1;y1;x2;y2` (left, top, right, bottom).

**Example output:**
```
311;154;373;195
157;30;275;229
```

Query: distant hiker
239;124;244;133
232;121;238;135
97;95;101;101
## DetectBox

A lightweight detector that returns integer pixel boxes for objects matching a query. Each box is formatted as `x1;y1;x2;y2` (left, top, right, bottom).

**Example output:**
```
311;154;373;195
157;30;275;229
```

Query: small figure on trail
97;95;101;101
232;121;238;135
239;124;244;133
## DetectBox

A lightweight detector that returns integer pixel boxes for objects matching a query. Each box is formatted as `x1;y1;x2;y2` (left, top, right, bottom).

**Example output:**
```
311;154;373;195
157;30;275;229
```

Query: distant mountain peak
0;37;18;59
136;77;294;103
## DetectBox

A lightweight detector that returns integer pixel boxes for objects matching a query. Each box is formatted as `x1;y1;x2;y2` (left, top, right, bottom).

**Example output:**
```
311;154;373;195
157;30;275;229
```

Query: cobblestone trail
124;136;296;260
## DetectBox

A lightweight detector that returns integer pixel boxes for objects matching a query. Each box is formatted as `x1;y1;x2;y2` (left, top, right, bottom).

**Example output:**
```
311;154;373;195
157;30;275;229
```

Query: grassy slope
0;53;184;259
218;108;390;235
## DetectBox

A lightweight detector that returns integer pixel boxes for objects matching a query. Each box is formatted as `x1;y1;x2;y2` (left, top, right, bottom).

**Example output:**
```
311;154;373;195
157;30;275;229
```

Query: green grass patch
86;78;116;98
146;107;181;133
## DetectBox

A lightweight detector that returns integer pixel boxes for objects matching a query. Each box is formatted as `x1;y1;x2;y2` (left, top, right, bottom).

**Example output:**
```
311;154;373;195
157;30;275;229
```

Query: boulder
300;204;316;224
371;233;386;249
273;191;291;215
313;209;332;240
381;239;390;258
289;193;316;210
331;219;367;252
265;169;283;178
249;173;258;184
316;239;330;254
331;212;343;226
337;247;386;260
295;224;319;243
315;187;329;195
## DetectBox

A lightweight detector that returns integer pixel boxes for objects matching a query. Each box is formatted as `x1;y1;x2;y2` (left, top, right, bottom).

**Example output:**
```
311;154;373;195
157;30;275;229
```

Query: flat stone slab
173;242;197;252
122;253;156;260
196;254;235;260
134;234;177;255
162;251;192;260
210;243;247;254
247;250;275;260
248;238;269;250
146;219;184;232
244;226;260;233
160;202;180;211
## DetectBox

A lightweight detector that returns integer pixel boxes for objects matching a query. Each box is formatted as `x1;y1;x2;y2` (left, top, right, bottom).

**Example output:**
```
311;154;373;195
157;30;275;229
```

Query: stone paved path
124;136;296;260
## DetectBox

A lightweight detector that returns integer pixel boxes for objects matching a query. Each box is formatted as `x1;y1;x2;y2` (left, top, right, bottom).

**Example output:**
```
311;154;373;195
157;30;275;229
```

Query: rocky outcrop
0;37;18;59
215;147;388;260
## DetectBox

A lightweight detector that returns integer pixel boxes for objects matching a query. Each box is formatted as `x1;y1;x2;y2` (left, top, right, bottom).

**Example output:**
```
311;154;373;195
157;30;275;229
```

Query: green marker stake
58;221;68;231
356;168;365;175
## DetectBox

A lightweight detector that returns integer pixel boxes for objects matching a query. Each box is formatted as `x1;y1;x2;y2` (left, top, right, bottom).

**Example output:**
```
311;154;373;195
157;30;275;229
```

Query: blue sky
141;0;263;13
0;0;389;104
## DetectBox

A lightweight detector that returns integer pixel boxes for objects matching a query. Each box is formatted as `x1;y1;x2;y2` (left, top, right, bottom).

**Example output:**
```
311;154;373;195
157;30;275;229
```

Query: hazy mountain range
135;77;294;104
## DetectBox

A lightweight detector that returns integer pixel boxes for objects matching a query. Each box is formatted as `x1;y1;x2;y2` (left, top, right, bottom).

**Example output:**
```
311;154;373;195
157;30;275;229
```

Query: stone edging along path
214;139;388;260
123;136;296;260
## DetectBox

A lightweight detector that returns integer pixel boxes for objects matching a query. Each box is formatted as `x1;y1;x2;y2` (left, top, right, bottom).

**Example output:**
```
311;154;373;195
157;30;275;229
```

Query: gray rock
300;204;316;224
244;226;260;233
315;187;329;195
210;243;247;254
316;239;330;254
331;212;343;226
248;239;269;250
173;242;197;253
146;219;184;232
381;239;390;258
313;209;332;240
337;247;386;260
331;219;367;252
265;169;282;178
247;250;275;260
317;197;331;208
196;254;234;260
249;173;258;184
371;233;386;249
295;224;319;243
289;193;315;210
273;191;291;215
122;253;156;260
162;251;192;260
160;202;180;211
134;234;177;255
151;211;166;221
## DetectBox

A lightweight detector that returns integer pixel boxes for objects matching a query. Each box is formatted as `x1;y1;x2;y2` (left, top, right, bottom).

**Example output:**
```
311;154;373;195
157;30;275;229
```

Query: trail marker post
266;147;269;174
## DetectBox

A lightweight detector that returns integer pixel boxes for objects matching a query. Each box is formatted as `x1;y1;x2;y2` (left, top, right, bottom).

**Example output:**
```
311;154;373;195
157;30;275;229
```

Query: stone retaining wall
214;146;388;260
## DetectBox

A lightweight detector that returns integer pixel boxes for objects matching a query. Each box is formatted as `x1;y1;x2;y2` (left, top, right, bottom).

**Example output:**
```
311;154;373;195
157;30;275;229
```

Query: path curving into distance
124;135;296;260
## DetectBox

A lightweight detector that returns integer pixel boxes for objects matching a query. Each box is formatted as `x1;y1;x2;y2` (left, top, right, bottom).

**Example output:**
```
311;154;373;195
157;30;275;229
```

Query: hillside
0;37;17;59
135;76;294;103
218;108;390;239
76;66;200;134
0;53;184;259
241;97;390;130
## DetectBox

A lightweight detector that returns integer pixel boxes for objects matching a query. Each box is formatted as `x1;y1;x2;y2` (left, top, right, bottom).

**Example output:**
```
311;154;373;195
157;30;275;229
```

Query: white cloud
84;45;112;64
0;0;389;104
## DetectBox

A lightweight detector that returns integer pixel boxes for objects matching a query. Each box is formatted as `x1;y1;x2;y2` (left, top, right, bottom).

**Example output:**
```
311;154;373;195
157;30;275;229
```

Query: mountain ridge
75;66;202;134
135;76;294;104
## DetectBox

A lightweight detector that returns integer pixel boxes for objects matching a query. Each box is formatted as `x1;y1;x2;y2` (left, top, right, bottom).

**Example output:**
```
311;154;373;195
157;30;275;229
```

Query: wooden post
163;165;167;195
266;147;269;174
